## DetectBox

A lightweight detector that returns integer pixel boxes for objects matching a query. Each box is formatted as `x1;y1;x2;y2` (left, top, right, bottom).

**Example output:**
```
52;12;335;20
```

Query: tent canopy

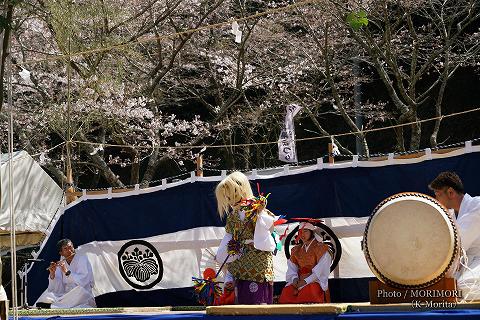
0;151;63;249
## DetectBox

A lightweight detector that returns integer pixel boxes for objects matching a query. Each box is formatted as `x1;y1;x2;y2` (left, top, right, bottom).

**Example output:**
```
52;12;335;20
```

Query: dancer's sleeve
216;232;238;263
253;210;276;252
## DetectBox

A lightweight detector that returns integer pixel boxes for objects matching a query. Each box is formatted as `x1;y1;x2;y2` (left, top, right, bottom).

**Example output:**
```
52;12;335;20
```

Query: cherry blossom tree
1;0;479;189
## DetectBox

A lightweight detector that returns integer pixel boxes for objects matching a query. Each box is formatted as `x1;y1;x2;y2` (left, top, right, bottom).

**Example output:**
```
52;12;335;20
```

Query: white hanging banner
231;21;242;43
331;136;341;156
278;104;302;163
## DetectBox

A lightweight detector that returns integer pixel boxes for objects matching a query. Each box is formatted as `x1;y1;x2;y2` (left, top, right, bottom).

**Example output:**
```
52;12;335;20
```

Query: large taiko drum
363;192;459;289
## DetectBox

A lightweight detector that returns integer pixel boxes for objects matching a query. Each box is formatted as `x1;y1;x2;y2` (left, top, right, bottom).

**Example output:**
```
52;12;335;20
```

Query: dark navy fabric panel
246;152;480;218
95;287;202;308
91;278;371;308
61;182;222;243
27;152;480;305
49;152;480;244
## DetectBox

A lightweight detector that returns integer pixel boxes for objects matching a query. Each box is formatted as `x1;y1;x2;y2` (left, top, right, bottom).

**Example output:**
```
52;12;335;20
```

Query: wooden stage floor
11;301;480;318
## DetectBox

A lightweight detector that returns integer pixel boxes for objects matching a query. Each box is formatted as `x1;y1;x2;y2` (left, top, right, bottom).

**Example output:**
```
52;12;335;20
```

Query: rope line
73;137;480;192
17;0;320;66
66;106;480;151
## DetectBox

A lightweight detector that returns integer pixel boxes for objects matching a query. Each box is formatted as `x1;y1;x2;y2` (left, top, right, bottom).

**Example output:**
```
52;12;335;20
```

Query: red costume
279;223;332;304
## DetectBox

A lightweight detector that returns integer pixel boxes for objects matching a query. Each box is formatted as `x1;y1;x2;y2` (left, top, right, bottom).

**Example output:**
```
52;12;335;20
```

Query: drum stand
18;258;42;309
17;262;30;309
369;277;457;304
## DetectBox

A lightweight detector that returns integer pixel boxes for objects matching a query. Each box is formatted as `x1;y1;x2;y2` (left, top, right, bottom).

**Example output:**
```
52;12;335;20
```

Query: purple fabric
234;279;273;304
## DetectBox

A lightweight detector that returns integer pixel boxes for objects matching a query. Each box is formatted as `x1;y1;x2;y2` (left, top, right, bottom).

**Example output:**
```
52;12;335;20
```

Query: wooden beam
328;143;334;164
196;154;203;177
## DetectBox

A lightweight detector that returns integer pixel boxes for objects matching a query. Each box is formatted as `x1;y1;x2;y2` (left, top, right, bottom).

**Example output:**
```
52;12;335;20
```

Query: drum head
364;193;458;288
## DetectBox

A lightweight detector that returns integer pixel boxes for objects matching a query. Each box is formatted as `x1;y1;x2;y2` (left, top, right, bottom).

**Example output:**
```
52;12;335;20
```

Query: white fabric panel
74;217;374;297
337;236;373;278
322;217;374;277
81;226;225;296
0;151;63;245
324;217;368;238
80;226;292;297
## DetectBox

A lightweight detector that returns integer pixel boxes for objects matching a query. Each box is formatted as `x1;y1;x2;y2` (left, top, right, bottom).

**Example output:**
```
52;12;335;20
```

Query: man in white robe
36;239;96;308
429;172;480;300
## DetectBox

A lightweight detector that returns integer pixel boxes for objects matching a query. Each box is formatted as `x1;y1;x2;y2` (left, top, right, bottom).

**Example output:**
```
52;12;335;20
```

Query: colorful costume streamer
192;268;222;306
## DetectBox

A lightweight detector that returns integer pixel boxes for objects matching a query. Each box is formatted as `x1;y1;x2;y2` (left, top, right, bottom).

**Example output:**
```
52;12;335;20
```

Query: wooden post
196;154;203;177
0;300;8;320
328;143;334;164
65;166;77;204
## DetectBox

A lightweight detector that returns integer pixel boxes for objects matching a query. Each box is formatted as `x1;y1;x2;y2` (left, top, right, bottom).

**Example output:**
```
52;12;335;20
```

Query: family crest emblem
117;240;163;289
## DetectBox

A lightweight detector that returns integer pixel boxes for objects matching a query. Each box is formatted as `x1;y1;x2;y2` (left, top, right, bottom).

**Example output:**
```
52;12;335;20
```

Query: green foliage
45;0;74;52
45;0;127;54
346;10;368;31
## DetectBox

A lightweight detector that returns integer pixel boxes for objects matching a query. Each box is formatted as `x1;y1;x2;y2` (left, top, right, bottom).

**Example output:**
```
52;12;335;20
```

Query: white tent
0;151;63;249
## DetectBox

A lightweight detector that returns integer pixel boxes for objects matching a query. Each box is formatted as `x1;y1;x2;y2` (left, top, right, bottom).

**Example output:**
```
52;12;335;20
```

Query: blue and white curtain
27;144;480;306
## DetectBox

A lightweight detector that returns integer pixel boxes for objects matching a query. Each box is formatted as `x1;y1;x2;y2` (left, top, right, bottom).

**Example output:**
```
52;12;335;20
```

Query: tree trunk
430;51;450;148
409;118;421;151
140;152;171;186
256;143;263;168
360;134;370;159
393;127;406;152
223;131;235;170
78;133;125;187
140;146;160;186
130;149;140;185
0;2;15;114
90;167;101;188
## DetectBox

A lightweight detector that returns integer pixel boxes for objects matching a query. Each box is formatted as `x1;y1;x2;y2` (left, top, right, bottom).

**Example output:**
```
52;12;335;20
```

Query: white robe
0;257;6;302
455;194;480;300
36;254;96;308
